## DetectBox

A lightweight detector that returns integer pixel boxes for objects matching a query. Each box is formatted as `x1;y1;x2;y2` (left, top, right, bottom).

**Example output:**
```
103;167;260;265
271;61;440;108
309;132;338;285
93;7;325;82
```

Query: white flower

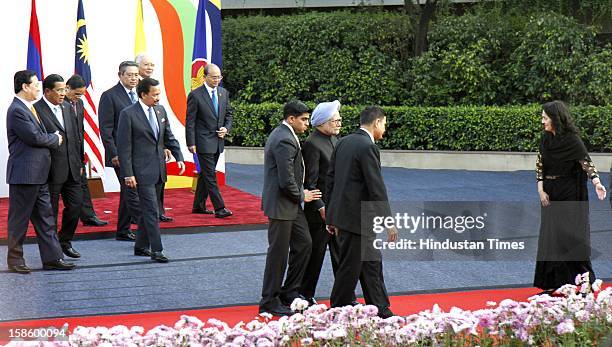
290;298;310;312
592;279;603;292
556;319;575;334
301;337;314;345
259;312;273;320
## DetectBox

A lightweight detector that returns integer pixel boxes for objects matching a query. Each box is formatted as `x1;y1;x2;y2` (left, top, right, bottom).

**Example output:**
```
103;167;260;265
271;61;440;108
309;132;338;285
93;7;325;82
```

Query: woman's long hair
542;100;579;136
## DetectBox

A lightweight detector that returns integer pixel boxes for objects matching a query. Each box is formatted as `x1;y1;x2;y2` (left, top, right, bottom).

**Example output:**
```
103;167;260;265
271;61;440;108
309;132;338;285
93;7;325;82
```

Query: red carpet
0;286;567;331
0;186;267;240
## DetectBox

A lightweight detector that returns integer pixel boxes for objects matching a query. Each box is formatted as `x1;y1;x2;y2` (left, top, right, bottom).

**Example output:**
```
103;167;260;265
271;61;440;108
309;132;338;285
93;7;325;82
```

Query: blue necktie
129;90;137;104
147;107;159;140
211;89;219;116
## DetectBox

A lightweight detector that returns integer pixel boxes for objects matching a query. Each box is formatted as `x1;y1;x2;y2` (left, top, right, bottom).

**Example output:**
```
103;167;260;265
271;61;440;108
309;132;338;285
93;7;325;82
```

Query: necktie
129;90;137;104
30;106;41;124
53;106;64;129
211;89;219;116
147;107;159;140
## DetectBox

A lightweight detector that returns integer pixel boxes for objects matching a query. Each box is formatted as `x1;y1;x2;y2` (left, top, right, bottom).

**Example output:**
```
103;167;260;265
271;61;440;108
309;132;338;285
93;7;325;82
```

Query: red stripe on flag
84;135;102;165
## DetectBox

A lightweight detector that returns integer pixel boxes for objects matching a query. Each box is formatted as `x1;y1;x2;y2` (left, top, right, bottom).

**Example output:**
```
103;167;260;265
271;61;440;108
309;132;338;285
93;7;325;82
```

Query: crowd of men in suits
259;100;397;319
6;62;396;318
5;59;233;271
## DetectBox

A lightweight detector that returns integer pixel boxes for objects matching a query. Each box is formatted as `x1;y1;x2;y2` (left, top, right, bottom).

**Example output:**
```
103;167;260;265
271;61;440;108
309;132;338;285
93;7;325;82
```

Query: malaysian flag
74;0;105;177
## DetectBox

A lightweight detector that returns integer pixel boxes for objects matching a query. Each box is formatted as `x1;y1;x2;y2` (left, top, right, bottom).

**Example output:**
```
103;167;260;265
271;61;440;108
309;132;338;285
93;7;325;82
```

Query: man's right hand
55;132;63;145
125;176;137;189
111;156;120;168
188;146;197;154
304;189;322;202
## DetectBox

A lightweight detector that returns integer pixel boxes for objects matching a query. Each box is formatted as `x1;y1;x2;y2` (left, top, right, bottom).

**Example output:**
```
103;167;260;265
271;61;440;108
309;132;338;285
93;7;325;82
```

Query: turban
311;100;341;127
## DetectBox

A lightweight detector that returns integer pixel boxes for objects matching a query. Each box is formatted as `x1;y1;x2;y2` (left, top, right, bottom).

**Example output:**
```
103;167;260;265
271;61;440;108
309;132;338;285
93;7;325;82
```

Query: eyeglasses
208;75;223;81
327;118;342;124
124;73;140;78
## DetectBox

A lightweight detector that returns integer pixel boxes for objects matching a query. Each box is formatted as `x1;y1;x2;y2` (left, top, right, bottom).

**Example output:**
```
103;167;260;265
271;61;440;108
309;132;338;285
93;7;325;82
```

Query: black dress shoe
214;208;233;218
8;264;31;274
151;251;169;263
377;307;395;319
259;305;293;317
159;214;174;222
62;246;81;258
280;294;306;307
192;207;214;214
116;231;136;241
82;217;109;227
43;259;76;271
134;248;152;257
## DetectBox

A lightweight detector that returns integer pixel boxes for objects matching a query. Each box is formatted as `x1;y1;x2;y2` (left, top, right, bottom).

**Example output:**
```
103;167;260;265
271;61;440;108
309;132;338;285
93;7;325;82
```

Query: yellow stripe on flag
165;175;195;189
134;0;146;55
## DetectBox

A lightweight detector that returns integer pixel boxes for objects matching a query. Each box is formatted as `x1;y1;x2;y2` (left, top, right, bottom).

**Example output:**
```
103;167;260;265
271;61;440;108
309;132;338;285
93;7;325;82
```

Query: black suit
299;129;345;299
35;98;83;248
326;129;392;311
99;82;140;235
260;123;312;310
68;98;99;222
117;102;183;252
185;85;232;211
5;97;64;266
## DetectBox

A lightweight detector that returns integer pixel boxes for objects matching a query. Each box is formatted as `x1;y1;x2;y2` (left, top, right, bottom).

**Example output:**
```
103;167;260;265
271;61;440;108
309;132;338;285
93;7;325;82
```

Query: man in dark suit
117;78;185;263
5;70;76;273
34;74;83;259
259;100;321;316
99;61;141;241
135;54;173;223
185;63;232;218
65;75;108;227
299;100;357;306
326;106;397;319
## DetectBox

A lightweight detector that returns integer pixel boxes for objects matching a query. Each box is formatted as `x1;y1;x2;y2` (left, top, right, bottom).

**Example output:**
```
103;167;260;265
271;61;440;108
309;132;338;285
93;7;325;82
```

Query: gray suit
260;123;312;310
5;97;64;266
185;85;233;211
117;102;183;252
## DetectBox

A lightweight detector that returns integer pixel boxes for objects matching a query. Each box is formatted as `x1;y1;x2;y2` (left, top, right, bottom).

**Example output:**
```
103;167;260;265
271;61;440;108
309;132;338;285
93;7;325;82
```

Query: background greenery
229;103;611;152
221;2;610;151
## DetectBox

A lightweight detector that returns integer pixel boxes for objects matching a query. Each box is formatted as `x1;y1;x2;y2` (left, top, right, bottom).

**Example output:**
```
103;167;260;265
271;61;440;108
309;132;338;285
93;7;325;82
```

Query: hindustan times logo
372;213;487;234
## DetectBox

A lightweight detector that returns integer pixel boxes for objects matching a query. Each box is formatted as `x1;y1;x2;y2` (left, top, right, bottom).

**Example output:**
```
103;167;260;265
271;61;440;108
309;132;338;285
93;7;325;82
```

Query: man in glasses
186;63;233;218
299;100;357;306
99;61;141;241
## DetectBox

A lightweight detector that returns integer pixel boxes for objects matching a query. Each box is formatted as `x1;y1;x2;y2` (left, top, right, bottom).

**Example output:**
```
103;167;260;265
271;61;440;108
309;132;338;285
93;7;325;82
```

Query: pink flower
556;319;575;334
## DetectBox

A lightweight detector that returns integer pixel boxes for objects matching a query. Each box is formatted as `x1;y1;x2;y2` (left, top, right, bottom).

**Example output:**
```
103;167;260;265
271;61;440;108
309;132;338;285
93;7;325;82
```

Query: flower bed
4;277;611;346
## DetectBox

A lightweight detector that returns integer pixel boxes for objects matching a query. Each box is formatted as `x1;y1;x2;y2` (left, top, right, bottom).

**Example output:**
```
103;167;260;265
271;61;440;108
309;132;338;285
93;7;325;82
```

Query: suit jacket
325;129;391;235
185;85;233;154
117;103;184;185
262;123;305;220
5;97;60;184
35;99;83;184
302;129;337;218
99;82;133;166
68;98;85;161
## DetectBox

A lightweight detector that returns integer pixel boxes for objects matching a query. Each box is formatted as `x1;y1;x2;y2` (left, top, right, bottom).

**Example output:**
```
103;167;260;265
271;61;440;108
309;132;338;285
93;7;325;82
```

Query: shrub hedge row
229;104;611;152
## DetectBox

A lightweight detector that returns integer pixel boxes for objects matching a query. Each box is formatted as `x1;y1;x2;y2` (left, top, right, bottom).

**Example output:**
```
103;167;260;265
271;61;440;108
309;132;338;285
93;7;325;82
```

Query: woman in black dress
533;100;607;294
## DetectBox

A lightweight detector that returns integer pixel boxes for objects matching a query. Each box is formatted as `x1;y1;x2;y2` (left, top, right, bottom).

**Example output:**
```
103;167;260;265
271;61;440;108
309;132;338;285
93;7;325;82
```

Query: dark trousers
157;181;166;216
299;217;343;299
193;152;224;211
134;183;163;252
7;184;64;266
49;174;83;248
330;231;390;310
113;167;141;234
260;209;312;309
79;169;97;221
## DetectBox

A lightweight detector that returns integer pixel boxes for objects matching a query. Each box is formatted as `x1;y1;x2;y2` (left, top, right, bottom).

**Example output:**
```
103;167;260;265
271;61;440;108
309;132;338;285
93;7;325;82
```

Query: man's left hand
177;161;186;175
217;127;228;138
164;149;174;162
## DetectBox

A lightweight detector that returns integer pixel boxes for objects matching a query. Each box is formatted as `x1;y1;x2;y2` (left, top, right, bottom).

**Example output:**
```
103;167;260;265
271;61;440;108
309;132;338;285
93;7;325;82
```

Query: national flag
26;0;43;79
75;0;105;178
135;0;147;56
191;0;225;186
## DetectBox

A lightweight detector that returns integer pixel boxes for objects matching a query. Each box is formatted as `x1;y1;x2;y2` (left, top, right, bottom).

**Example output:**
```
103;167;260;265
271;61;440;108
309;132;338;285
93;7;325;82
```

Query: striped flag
74;0;105;177
26;0;43;79
191;0;225;186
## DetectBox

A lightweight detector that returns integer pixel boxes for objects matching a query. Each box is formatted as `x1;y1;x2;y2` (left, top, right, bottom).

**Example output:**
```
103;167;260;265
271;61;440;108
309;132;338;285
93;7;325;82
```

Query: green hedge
229;104;611;152
222;10;611;106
